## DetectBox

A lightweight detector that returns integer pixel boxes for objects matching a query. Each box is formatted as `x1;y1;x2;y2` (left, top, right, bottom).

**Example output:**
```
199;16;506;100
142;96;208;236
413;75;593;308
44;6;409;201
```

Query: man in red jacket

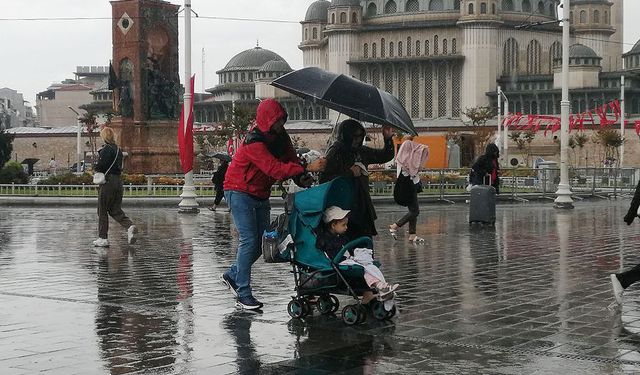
220;98;326;310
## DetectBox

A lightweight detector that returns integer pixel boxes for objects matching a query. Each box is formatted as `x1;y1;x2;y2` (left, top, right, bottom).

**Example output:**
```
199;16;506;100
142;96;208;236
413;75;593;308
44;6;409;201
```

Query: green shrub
37;173;93;185
0;161;28;184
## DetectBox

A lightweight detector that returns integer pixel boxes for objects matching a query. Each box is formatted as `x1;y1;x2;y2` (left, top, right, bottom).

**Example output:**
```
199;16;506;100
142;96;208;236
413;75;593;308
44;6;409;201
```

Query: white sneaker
93;238;110;247
378;283;399;300
610;274;624;305
127;225;138;245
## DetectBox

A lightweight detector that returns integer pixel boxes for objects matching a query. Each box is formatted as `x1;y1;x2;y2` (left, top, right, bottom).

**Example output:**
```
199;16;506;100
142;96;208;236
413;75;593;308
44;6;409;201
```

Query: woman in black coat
319;119;394;237
209;160;229;211
611;184;640;304
469;143;501;194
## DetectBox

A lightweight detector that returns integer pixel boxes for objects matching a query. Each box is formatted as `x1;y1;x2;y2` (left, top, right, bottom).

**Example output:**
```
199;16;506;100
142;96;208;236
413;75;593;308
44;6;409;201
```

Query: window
234;72;238;82
522;0;531;13
367;3;377;16
492;3;496;14
468;3;474;14
390;42;394;57
425;40;430;56
428;0;444;11
503;38;519;75
384;0;397;14
406;0;419;12
454;0;461;10
537;1;544;14
331;13;335;23
425;65;433;118
305;28;308;40
437;64;447;117
452;38;457;54
398;68;407;109
549;40;562;72
372;43;377;58
407;37;412;56
340;12;347;23
398;41;403;57
364;43;369;58
593;10;600;23
381;38;386;57
384;66;393;93
443;39;448;54
411;66;420;118
416;40;421;56
313;27;318;39
481;2;487;14
372;68;380;88
241;72;245;82
526;39;541;74
352;12;358;23
452;64;462;118
604;10;609;24
434;35;439;55
249;72;253;81
549;3;555;17
579;10;586;23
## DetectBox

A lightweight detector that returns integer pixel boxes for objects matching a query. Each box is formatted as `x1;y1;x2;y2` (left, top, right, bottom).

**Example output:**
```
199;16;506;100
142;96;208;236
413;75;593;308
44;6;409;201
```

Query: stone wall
10;135;93;172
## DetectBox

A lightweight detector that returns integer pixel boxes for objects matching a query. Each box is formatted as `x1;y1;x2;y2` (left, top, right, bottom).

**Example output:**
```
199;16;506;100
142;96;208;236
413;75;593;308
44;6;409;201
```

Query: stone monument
109;0;181;174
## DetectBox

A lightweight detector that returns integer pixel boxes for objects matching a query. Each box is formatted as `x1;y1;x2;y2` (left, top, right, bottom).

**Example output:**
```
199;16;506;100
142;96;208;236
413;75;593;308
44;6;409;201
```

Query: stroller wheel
356;305;368;324
316;295;334;315
288;299;309;319
342;305;361;325
329;295;340;313
370;300;388;321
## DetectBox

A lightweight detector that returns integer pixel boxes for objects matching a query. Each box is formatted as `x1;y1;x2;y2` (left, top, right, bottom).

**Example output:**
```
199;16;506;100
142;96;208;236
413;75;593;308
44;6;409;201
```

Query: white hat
323;206;350;223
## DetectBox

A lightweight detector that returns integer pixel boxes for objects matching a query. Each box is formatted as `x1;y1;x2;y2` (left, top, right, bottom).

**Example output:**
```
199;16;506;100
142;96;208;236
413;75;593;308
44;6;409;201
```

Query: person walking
92;127;137;247
208;159;229;211
389;138;429;243
220;99;326;310
319;119;394;237
610;183;640;304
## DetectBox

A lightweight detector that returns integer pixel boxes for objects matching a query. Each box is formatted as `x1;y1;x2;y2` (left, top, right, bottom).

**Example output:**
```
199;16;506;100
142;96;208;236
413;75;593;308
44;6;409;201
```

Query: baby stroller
281;177;396;325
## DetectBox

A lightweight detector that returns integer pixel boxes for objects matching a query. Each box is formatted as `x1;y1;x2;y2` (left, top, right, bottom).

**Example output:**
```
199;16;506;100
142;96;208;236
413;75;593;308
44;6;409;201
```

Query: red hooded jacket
223;99;304;200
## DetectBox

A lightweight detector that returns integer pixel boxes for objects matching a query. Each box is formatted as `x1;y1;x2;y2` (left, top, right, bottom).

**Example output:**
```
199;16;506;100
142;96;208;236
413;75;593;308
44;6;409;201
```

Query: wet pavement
2;200;640;374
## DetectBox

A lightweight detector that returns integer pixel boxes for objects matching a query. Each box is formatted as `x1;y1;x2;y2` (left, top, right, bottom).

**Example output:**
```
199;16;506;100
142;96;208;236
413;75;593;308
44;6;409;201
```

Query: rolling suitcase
469;185;496;224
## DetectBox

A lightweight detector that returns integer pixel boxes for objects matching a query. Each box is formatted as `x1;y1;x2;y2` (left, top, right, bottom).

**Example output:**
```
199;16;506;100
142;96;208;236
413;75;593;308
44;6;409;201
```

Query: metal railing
0;168;636;199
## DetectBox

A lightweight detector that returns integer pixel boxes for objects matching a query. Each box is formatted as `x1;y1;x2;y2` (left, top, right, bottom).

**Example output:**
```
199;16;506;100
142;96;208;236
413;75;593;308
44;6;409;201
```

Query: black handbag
393;173;416;207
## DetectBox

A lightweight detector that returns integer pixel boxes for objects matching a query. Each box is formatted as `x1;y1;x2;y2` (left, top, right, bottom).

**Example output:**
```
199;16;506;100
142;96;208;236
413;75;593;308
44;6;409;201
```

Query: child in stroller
316;206;399;302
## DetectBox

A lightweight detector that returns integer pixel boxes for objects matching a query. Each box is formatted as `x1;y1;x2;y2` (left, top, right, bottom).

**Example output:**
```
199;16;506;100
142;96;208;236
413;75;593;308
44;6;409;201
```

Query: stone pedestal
110;118;180;174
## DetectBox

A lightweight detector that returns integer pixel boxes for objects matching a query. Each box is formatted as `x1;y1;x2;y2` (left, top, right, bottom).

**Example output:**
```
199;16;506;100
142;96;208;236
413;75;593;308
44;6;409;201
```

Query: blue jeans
224;190;270;298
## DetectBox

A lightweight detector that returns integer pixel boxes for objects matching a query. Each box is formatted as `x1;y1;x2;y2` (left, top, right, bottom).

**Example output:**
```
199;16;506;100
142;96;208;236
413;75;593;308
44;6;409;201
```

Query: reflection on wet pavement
1;201;640;374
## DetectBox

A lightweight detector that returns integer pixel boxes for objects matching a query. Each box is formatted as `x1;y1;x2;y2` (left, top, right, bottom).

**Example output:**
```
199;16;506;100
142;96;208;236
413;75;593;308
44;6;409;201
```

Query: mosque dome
305;0;331;22
569;44;599;58
330;0;361;7
219;47;287;73
258;60;292;73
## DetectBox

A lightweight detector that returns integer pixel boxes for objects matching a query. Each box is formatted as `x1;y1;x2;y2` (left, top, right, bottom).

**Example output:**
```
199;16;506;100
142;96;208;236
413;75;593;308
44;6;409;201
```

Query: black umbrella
271;67;417;136
208;152;232;163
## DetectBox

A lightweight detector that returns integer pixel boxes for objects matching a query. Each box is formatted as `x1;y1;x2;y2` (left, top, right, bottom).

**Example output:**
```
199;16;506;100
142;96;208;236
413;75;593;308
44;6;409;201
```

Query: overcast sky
1;0;639;105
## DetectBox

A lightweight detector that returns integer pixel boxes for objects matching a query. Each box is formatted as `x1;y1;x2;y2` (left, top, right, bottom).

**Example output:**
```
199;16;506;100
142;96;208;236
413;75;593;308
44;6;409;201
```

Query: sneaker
127;225;138;245
610;274;624;305
208;205;217;211
378;283;399;300
220;273;239;297
236;295;263;310
92;238;110;247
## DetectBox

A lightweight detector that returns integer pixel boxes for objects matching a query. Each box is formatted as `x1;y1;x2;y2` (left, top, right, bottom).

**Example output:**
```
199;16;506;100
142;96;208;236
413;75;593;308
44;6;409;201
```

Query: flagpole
179;0;199;213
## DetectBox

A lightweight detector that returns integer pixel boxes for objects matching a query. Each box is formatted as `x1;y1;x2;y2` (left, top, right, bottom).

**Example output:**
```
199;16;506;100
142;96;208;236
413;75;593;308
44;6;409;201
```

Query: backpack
393;173;416;207
262;212;292;263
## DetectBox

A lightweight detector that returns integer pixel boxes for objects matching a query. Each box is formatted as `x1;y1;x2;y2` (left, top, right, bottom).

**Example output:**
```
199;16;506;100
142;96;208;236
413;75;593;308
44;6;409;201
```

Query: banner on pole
178;75;196;174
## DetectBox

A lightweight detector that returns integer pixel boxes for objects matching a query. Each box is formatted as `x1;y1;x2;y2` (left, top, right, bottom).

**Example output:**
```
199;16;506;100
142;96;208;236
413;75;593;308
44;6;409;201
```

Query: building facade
0;88;33;129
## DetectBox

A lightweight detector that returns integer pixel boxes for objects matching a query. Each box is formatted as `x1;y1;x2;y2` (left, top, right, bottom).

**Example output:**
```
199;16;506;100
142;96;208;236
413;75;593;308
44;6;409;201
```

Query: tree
79;112;101;164
0;128;14;170
462;106;496;158
195;107;255;169
508;130;536;167
596;129;623;168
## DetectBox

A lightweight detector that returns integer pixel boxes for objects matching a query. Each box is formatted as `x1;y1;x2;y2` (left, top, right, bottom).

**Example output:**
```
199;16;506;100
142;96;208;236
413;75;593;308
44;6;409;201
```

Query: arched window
503;38;519;75
424;65;433;118
492;3;496;14
549;3;555;17
241;72;245;82
372;42;377;58
360;68;368;83
579;10;586;23
389;42;394;57
416;40;421;56
522;0;531;13
367;3;377;16
604;10;609;24
381;38;386;57
364;43;369;58
406;0;420;12
425;40;430;56
331;13;336;23
549;40;562;72
234;72;238;82
352;12;358;23
371;68;380;88
434;35;439;55
305;28;308;40
454;0;461;10
526;39;541;74
384;0;397;14
468;3;474;14
398;41;403;57
481;2;487;14
537;1;545;14
407;37;412;56
398;68;407;109
340;12;347;23
428;0;444;11
312;27;318;39
452;38;457;53
593;10;600;23
443;39;448;54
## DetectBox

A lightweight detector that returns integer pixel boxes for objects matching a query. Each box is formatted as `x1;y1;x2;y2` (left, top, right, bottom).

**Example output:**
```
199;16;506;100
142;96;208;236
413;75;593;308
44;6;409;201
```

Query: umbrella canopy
208;152;232;163
271;67;417;136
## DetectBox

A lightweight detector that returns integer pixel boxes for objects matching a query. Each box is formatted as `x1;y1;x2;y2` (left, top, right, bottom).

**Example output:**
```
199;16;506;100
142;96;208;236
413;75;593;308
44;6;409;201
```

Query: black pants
214;184;224;205
98;175;133;239
618;264;640;289
395;199;420;234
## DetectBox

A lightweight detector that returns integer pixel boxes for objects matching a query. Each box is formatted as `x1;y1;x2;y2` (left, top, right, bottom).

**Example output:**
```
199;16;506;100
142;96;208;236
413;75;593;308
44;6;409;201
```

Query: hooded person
319;119;395;237
469;143;501;194
220;99;326;310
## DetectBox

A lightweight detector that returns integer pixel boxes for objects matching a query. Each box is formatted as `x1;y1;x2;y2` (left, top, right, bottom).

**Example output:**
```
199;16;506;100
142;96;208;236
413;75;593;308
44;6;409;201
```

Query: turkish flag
178;75;195;174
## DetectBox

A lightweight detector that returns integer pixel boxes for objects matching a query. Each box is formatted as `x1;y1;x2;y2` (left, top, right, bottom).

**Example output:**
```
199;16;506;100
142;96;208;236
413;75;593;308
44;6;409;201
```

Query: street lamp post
68;106;82;173
554;0;574;209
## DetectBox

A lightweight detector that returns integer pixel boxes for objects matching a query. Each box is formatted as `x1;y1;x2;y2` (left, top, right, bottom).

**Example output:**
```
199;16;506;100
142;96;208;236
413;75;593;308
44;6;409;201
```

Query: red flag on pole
178;75;195;174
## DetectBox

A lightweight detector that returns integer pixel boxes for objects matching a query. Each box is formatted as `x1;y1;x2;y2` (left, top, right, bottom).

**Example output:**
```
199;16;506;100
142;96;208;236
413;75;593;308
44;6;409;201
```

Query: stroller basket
298;268;338;291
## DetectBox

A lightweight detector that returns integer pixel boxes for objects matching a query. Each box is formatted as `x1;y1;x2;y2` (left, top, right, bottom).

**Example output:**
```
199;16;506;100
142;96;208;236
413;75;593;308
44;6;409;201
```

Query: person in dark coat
469;143;501;194
208;160;229;211
610;185;640;304
319;119;395;237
